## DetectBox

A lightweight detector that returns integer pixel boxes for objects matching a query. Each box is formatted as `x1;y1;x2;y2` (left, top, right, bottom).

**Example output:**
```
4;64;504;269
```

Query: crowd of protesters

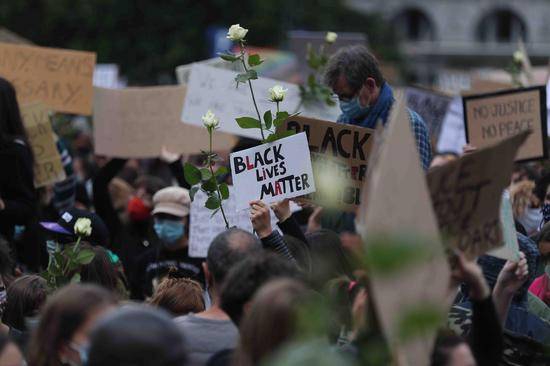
0;44;548;366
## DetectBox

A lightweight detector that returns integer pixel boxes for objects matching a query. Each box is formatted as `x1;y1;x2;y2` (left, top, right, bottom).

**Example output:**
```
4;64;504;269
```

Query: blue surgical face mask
68;341;89;366
339;94;370;120
154;219;185;247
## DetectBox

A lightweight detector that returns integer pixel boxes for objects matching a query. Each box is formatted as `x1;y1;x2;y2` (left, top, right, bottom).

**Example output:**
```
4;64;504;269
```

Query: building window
477;9;527;43
393;8;435;42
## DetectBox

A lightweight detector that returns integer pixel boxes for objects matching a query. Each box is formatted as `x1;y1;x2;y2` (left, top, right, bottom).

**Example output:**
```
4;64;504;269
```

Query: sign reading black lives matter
230;133;316;210
463;86;547;162
281;116;374;212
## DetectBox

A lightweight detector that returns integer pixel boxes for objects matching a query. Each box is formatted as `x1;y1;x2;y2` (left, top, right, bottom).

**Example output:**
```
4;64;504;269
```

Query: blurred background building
348;0;550;86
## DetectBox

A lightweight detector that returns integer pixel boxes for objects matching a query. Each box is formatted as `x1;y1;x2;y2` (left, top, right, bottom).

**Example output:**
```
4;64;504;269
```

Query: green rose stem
208;128;230;229
239;41;265;140
62;235;82;275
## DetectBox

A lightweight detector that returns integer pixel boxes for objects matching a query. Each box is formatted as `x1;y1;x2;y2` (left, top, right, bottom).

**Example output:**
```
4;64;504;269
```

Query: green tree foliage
0;0;398;84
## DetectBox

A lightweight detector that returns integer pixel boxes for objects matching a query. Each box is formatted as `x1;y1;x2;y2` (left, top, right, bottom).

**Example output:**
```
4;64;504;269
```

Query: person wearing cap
131;186;204;300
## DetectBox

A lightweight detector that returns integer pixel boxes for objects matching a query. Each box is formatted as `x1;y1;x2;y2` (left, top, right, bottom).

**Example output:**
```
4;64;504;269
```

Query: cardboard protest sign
405;87;452;145
463;86;547;162
20;102;66;187
181;64;301;139
427;131;529;260
357;95;450;366
280;116;374;211
93;86;236;158
0;43;96;114
488;191;521;262
230;133;315;210
189;187;299;257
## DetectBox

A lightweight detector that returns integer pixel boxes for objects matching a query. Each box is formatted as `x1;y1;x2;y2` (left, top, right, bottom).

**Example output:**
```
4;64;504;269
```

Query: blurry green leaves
41;241;96;292
184;163;201;185
235;69;258;85
218;52;240;62
236;116;261;129
248;53;263;67
362;234;435;276
397;303;446;341
300;41;337;107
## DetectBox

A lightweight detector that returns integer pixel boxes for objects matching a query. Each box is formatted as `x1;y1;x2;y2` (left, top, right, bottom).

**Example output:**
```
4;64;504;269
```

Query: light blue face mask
69;341;89;366
154;219;185;247
339;95;370;120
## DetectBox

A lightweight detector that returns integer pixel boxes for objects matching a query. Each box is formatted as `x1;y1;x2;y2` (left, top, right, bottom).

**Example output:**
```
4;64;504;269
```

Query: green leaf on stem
264;130;296;143
215;166;229;177
236;117;261;129
218;52;240;62
235;69;258;84
76;249;95;265
200;168;212;181
205;196;221;210
219;183;230;199
264;110;272;130
201;177;217;192
248;54;263;67
273;111;290;127
189;186;200;201
71;273;81;283
184;163;201;185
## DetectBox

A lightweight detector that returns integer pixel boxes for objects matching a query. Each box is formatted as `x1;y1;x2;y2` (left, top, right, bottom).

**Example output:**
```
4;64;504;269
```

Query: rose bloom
269;85;288;102
202;110;219;129
74;218;92;237
325;31;338;44
227;24;248;41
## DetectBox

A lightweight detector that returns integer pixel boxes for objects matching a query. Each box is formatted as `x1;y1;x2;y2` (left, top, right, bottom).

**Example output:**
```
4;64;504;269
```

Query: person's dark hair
0;77;30;149
3;275;48;331
324;45;385;91
232;279;307;366
207;228;261;286
134;175;167;197
220;251;300;326
0;237;15;288
79;244;124;296
534;171;550;203
431;331;468;366
87;306;187;366
534;222;550;244
27;284;116;366
148;276;205;316
305;229;354;290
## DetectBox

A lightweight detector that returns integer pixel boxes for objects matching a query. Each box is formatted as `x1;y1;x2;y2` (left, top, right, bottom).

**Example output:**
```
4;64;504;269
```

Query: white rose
269;85;288;102
513;50;524;64
325;31;338;44
202;110;219;129
74;218;92;237
226;24;248;42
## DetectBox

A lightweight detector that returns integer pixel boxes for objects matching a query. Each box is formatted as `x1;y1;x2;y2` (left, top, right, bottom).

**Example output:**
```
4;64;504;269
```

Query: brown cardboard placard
357;94;450;366
93;86;236;158
20;102;66;187
0;42;96;115
427;131;529;260
280;116;374;212
463;86;547;162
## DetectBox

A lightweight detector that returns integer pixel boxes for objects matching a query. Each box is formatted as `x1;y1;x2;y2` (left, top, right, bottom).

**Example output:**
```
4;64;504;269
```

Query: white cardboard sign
189;187;298;258
181;63;300;139
230;133;316;210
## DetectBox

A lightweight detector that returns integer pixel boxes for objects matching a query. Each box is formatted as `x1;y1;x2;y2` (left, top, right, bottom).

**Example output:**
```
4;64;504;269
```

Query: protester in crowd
176;228;261;366
149;274;205;316
87;306;187;366
0;77;36;243
220;251;301;327
3;275;48;349
79;244;128;298
305;229;354;290
510;180;541;236
324;45;432;170
232;279;308;366
528;264;550;306
0;332;24;366
93;157;167;283
532;222;550;275
132;186;204;299
534;171;550;229
27;284;116;366
249;200;296;262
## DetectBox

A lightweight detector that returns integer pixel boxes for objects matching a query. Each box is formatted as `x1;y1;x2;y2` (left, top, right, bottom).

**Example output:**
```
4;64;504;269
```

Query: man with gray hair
324;45;432;169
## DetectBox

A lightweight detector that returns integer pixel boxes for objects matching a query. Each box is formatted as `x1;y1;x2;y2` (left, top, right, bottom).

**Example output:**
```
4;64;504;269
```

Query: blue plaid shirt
337;83;432;170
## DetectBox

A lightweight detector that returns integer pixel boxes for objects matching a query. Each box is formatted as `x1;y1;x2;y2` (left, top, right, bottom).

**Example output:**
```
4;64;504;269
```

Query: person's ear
202;262;212;286
363;77;377;93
